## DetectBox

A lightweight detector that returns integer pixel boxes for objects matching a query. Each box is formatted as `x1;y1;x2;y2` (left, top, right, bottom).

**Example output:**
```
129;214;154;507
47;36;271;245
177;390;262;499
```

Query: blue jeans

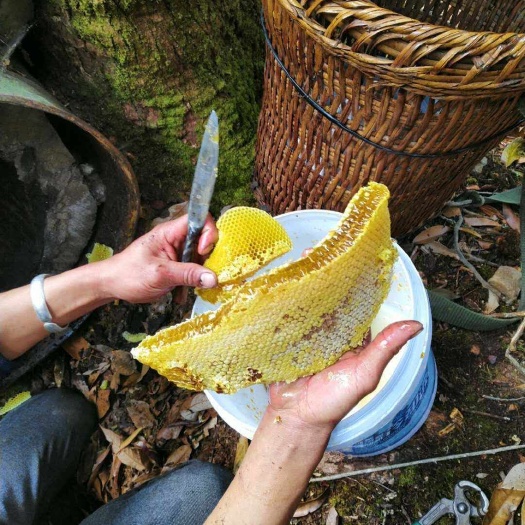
0;389;233;525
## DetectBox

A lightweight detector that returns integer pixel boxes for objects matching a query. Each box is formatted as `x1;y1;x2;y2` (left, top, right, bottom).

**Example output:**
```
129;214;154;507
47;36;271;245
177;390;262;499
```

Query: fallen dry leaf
464;217;501;228
293;489;329;518
117;446;147;471
413;225;450;244
100;426;147;471
478;240;494;250
110;455;122;498
101;427;123;453
326;506;339;525
459;226;483;239
426;241;459;260
482;463;525;524
442;206;461;218
180;393;213;421
88;445;111;489
126;400;156;429
116;427;143;454
109;373;120;391
233;436;250;474
502;204;520;233
156;423;185;445
96;389;111;419
480;205;505;221
93;474;104;502
111;350;137;376
62;336;90;360
501;137;525;167
164;444;192;468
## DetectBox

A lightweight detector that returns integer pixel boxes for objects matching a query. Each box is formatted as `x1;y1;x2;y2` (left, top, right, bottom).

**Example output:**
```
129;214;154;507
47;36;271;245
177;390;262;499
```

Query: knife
182;110;219;263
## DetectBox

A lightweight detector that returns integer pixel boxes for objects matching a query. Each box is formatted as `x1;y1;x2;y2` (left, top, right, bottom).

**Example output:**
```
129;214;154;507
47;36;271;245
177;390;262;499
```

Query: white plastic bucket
193;210;436;457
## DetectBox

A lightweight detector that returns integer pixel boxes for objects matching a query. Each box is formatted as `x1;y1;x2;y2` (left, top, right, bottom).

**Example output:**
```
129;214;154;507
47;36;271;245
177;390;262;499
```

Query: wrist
263;404;335;443
88;258;119;303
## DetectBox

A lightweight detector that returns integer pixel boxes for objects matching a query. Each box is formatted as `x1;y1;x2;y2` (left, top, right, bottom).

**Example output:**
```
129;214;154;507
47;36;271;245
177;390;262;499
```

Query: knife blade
181;110;219;263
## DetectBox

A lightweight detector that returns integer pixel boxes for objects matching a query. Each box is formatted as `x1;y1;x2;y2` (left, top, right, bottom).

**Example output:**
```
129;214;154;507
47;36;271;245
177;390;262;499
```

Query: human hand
99;214;218;303
268;321;423;432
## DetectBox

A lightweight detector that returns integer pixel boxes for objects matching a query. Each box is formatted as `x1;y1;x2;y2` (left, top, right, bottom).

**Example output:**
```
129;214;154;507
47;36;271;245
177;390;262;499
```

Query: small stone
488;266;521;302
470;345;481;356
472;157;488;174
487;355;498;365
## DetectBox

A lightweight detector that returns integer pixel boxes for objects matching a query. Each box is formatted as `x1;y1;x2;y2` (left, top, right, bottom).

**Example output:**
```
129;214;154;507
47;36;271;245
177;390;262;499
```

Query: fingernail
401;321;424;338
199;272;216;288
202;243;215;255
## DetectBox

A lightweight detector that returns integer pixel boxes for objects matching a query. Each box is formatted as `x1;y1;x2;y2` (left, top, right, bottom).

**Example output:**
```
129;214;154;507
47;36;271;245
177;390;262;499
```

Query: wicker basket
254;0;525;236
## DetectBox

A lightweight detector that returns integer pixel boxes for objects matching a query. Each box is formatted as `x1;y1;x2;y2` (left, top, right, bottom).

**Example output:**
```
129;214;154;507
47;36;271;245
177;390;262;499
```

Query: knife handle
181;226;202;263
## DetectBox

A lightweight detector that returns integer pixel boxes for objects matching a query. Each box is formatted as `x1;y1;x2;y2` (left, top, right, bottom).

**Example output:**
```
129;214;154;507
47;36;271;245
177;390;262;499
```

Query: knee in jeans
168;460;233;495
37;389;97;428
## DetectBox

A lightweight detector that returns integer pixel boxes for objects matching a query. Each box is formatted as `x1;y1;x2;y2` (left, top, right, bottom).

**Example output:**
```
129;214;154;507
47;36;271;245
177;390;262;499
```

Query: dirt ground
5;146;525;525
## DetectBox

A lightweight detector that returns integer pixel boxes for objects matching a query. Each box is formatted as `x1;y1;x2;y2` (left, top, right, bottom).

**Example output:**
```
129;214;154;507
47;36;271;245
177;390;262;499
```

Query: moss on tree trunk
30;0;264;209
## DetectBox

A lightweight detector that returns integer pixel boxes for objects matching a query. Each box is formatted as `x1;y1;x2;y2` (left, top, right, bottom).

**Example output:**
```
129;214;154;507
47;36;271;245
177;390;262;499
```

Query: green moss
477;264;494;281
329;479;372;518
38;0;264;206
398;466;417;488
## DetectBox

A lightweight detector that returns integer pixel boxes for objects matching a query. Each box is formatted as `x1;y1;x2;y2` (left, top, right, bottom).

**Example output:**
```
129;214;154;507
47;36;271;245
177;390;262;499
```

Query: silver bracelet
29;274;70;334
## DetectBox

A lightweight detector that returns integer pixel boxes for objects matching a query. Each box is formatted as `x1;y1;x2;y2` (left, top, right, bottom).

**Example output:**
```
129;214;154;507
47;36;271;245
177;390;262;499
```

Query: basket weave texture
255;0;525;236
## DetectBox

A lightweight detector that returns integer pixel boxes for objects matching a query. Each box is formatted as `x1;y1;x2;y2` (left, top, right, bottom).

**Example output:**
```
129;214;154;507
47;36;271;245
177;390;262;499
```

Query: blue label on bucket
343;351;437;457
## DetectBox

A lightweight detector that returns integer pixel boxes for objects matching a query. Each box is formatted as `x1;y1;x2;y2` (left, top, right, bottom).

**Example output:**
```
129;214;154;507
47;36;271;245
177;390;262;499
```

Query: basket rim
304;0;525;41
270;0;525;98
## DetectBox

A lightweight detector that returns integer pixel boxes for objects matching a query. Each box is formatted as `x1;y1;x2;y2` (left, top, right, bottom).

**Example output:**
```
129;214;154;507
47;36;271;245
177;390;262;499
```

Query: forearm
205;407;333;525
0;261;116;360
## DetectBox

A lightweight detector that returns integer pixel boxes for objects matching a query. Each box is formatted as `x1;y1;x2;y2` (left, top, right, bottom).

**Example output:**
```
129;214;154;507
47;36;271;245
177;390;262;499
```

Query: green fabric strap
428;291;520;331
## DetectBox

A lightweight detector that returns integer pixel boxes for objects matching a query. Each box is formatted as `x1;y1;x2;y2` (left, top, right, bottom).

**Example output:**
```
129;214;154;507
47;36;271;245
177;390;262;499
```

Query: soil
3;147;525;525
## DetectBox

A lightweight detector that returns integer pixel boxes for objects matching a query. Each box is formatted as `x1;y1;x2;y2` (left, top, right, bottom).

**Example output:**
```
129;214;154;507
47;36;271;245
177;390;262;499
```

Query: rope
261;13;525;160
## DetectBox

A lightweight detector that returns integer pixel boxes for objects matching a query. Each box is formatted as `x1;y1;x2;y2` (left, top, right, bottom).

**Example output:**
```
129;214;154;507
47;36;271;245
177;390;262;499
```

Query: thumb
167;262;217;288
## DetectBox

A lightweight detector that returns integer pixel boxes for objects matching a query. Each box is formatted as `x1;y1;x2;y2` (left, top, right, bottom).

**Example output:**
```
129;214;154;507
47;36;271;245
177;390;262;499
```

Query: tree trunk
29;0;264;209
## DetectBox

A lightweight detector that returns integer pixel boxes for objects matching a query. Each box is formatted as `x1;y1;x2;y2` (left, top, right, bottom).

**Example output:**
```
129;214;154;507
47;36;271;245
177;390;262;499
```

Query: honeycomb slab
197;206;292;303
132;182;397;393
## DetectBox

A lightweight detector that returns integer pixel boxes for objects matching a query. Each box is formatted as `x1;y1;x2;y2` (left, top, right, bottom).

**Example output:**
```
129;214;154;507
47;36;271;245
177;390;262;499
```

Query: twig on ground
462;409;511;421
482;395;525;402
453;216;503;299
465;254;500;268
400;506;412;525
505;317;525;378
311;443;525;482
489;311;525;318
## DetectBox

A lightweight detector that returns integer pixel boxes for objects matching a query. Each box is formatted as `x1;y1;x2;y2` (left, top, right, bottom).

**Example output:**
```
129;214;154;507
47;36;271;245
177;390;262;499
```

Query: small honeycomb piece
197;207;292;303
132;183;397;394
